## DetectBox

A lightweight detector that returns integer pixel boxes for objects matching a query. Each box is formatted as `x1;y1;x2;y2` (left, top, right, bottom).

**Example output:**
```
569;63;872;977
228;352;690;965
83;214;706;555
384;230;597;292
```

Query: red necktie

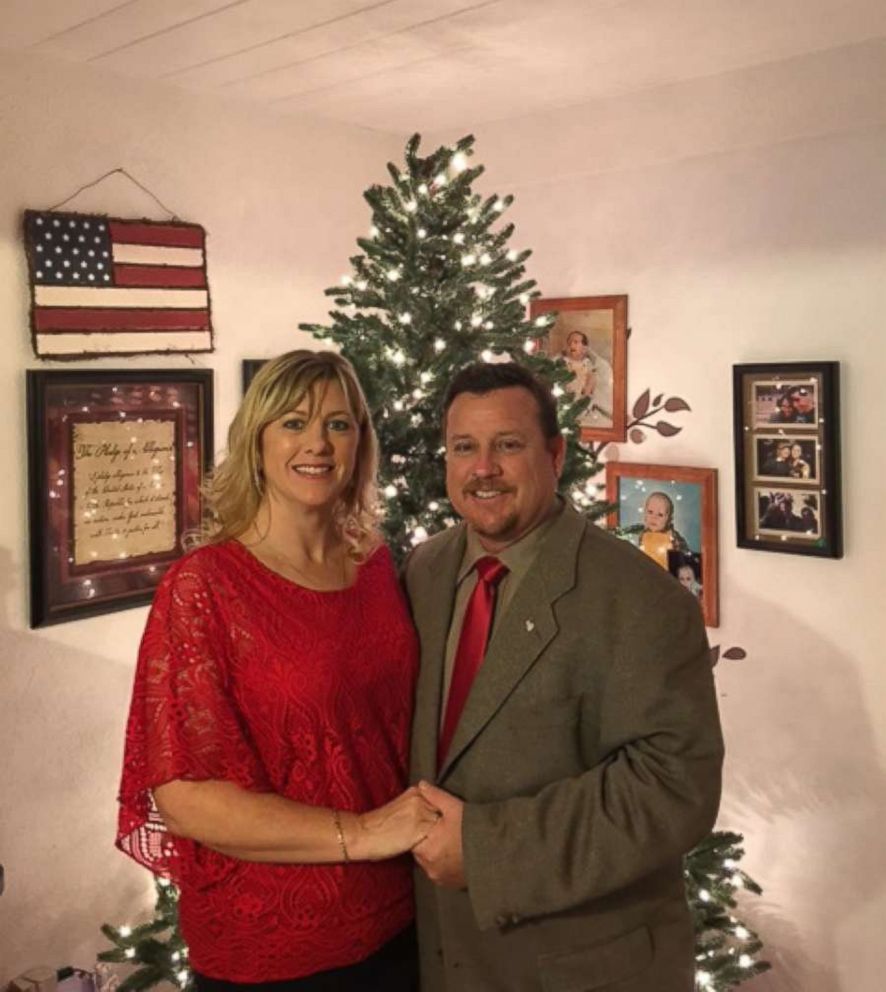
438;556;509;770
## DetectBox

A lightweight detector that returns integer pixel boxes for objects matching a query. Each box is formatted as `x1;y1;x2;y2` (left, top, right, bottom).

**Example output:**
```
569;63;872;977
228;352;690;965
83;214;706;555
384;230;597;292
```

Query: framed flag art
23;210;214;359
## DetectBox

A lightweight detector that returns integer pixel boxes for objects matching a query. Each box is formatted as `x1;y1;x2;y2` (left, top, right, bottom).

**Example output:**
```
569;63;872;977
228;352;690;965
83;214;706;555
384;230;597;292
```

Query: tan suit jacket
404;505;723;992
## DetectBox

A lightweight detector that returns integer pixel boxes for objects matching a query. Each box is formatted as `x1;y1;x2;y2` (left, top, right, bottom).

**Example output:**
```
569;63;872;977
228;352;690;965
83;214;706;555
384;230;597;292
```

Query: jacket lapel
438;506;587;781
410;525;466;782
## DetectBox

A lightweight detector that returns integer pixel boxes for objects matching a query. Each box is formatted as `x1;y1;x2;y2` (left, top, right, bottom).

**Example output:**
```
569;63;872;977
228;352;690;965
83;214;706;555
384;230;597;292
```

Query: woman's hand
346;787;441;862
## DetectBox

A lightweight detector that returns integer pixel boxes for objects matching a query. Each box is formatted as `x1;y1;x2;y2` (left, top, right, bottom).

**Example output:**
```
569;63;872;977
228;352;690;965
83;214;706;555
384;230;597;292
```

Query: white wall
429;38;886;992
0;51;400;976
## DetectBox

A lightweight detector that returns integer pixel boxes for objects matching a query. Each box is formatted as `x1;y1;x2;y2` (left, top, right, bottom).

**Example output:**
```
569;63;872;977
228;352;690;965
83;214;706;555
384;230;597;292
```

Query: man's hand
412;781;466;888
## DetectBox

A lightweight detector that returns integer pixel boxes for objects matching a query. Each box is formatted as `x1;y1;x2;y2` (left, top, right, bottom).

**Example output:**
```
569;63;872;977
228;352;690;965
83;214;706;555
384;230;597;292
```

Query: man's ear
549;435;566;479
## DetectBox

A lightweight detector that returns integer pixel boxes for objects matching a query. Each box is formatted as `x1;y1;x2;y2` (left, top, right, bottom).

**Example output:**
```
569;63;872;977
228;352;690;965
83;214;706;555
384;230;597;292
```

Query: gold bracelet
332;808;350;863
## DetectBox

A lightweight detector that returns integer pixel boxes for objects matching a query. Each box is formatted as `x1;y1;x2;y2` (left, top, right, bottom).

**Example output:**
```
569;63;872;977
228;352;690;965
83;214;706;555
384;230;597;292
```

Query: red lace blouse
116;540;419;981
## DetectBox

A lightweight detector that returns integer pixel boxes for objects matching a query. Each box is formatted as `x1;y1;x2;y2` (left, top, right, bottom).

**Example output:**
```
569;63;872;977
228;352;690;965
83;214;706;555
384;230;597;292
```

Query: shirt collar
456;495;566;586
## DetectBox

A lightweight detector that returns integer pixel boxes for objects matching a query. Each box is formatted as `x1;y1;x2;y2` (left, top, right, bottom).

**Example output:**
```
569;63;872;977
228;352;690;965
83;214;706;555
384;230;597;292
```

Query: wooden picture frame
530;294;627;443
733;362;842;557
606;462;719;627
242;359;267;394
27;368;213;627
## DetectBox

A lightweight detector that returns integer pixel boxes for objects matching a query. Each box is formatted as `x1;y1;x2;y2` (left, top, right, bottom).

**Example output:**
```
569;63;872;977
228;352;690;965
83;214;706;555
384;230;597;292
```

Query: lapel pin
525;619;535;632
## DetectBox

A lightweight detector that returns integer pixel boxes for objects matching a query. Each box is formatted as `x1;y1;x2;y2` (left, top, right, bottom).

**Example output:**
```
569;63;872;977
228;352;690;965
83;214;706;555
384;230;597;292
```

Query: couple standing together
117;351;723;992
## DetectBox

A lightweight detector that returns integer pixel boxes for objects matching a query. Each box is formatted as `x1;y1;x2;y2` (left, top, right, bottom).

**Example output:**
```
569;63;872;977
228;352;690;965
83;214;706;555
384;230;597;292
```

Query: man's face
445;386;564;552
778;444;791;461
791;388;814;415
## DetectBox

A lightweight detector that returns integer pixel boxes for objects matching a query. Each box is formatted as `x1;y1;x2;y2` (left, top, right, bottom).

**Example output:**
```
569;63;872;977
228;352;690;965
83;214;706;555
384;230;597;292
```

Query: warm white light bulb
451;152;468;172
453;232;465;245
507;249;518;261
523;339;534;353
461;253;476;266
699;889;711;902
384;484;397;498
339;275;351;286
739;955;752;968
534;316;547;327
370;225;379;238
470;314;483;327
481;349;494;362
405;200;417;213
398;313;412;324
392;350;406;366
387;268;400;281
393;400;404;411
552;384;564;397
356;279;367;290
417;228;427;238
434;338;446;352
493;198;505;212
120;926;132;937
735;926;749;940
479;253;491;265
420;371;433;383
434;172;447;186
484;320;493;330
417;183;428;195
125;949;135;959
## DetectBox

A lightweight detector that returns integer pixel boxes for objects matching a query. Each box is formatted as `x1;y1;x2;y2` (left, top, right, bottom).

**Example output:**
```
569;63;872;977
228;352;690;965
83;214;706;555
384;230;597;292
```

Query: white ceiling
3;0;886;134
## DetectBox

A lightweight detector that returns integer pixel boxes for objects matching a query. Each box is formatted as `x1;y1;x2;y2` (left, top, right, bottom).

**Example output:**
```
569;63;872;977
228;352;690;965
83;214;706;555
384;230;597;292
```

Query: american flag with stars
24;210;213;358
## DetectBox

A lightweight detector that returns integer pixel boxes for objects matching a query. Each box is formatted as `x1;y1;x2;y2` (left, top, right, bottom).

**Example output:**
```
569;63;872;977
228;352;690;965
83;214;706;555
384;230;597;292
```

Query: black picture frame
242;359;267;394
27;368;214;627
733;362;842;558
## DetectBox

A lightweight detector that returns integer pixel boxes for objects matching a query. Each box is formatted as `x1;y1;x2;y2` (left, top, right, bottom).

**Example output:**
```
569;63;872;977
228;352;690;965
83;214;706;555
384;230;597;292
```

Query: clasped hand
351;781;465;888
412;780;466;889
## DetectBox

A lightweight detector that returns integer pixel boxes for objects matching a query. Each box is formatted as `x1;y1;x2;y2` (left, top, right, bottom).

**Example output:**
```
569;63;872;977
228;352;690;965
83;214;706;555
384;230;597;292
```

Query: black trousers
192;925;418;992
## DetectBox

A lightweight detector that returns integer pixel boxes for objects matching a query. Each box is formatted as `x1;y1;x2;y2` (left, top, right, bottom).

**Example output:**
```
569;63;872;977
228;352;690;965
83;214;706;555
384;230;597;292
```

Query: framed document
27;368;213;627
733;362;842;558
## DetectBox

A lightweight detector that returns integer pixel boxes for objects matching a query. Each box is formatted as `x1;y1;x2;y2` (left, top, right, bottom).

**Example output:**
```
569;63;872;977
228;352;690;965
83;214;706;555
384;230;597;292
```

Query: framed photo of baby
530;294;627;444
733;362;842;557
606;462;719;627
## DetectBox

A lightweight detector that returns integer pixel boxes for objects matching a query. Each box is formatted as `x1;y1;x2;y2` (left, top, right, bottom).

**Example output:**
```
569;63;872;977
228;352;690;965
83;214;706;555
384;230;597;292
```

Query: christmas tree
300;132;600;560
303;132;770;988
101;133;768;990
99;878;192;991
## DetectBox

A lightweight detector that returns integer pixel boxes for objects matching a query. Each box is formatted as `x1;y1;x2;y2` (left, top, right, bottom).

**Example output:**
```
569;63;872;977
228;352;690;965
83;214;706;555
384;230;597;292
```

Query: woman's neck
238;499;356;590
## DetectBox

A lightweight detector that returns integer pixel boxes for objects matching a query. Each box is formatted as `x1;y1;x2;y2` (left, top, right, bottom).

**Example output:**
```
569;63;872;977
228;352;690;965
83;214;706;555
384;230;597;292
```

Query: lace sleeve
116;554;268;889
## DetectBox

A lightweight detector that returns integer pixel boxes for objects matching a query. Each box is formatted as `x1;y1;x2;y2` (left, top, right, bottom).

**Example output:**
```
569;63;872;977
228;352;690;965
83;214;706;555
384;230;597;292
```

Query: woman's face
677;565;694;590
791;443;802;459
778;396;793;416
644;494;671;533
566;333;588;359
259;379;360;513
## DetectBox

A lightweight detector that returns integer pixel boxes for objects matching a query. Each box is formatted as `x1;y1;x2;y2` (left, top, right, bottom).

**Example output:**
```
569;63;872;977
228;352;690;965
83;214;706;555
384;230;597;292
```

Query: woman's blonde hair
199;349;380;558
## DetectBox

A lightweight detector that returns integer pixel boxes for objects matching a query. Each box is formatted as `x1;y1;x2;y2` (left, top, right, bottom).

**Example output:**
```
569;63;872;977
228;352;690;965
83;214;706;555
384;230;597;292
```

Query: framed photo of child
606;462;719;627
530;294;627;444
733;362;842;557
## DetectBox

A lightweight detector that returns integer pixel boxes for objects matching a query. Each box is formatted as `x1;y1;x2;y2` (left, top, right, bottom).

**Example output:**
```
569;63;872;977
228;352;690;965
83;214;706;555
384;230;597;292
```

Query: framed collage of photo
27;369;213;627
529;295;627;444
606;461;719;627
733;362;842;558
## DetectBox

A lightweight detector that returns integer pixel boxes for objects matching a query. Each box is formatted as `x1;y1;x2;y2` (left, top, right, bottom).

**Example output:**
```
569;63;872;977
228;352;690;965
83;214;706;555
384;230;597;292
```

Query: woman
768;391;797;423
788;442;811;479
117;350;437;989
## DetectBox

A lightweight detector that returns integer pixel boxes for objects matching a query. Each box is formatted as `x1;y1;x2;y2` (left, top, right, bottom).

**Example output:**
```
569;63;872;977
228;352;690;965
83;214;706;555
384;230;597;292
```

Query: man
404;363;723;992
788;385;816;423
761;441;793;477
